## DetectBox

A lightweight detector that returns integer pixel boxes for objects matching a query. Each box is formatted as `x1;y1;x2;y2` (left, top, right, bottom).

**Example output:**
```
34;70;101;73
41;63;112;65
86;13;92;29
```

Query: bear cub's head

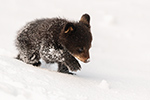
59;14;92;63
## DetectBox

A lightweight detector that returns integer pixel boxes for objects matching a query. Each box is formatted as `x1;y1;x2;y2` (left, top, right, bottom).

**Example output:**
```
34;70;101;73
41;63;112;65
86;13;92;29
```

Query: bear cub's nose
84;58;90;63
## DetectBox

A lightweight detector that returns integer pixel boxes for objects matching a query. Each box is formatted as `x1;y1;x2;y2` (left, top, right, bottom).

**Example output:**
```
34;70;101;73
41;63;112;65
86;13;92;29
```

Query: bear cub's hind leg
16;52;41;67
32;61;41;67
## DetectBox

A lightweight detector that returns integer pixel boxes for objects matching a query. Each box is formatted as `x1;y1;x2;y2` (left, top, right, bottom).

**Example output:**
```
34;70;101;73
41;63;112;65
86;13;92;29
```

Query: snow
98;80;110;90
0;0;150;100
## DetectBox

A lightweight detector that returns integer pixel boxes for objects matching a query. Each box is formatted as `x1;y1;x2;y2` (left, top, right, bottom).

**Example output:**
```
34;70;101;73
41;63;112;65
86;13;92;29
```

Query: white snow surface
0;0;150;100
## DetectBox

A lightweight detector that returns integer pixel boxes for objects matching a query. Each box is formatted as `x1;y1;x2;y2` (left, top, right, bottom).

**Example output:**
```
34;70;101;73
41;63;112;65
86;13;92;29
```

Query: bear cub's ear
64;22;75;33
79;14;90;28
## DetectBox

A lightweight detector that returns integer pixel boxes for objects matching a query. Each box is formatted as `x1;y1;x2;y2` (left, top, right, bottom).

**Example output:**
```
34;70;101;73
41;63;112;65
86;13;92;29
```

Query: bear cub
15;14;92;74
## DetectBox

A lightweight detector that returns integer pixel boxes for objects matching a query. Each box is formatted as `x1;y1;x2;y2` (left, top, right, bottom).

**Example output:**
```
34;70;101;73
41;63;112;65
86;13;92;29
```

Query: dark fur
15;14;92;74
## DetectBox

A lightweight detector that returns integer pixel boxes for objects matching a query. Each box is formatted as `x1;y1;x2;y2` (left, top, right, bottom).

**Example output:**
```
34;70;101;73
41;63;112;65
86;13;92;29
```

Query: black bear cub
15;14;92;74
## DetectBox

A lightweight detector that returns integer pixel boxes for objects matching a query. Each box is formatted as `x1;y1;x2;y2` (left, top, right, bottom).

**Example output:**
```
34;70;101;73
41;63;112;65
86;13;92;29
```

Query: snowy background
0;0;150;100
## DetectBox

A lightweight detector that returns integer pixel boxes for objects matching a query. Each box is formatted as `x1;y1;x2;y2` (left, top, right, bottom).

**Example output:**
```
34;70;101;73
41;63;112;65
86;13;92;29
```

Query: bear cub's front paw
64;60;81;72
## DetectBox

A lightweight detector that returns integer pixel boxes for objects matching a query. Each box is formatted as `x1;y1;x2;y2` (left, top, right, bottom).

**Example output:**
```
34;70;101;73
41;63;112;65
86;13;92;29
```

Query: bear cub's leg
16;52;41;67
58;62;74;75
32;61;41;67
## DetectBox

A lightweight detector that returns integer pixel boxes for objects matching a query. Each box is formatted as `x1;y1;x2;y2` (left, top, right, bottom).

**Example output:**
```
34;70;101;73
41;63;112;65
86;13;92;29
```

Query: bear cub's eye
78;47;84;53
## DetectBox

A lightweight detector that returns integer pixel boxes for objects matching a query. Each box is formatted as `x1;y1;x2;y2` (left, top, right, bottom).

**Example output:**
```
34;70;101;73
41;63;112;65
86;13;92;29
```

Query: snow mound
98;80;110;90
